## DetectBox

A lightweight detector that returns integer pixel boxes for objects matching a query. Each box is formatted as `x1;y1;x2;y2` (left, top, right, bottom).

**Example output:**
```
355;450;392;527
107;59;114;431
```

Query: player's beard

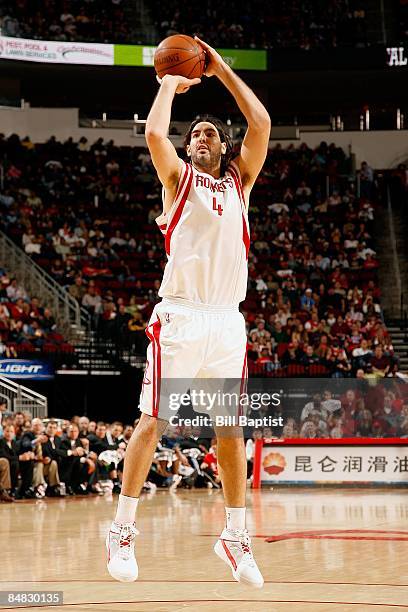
191;146;222;174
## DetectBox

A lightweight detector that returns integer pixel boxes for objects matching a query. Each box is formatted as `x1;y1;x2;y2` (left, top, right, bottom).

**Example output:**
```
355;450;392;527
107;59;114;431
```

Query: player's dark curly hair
183;115;234;175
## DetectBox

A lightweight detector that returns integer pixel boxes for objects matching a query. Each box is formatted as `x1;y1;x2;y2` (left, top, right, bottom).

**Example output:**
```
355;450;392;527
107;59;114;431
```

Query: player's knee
137;413;161;440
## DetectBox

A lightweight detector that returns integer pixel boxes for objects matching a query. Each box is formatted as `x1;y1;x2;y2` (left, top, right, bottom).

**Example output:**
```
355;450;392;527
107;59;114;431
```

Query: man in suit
0;419;15;502
0;423;34;499
19;417;51;497
41;420;66;496
88;421;121;492
59;422;96;494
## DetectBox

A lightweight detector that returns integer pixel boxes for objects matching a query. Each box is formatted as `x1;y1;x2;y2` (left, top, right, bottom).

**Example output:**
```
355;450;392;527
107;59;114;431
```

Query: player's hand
194;37;225;77
158;74;201;94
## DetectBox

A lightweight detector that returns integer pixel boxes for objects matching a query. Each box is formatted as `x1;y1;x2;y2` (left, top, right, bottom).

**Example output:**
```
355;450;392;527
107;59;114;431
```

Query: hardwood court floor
1;488;408;611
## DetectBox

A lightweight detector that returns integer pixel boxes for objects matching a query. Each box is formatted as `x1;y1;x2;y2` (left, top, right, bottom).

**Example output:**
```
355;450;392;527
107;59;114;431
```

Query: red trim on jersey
228;164;245;207
174;161;189;203
240;349;248;393
239;348;248;417
145;324;156;415
221;539;238;570
165;164;193;256
145;317;162;418
229;162;246;205
229;165;250;260
152;318;162;418
242;213;250;259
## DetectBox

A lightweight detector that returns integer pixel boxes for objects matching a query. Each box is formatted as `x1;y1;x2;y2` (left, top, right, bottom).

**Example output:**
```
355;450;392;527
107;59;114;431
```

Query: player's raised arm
195;37;271;200
145;75;201;198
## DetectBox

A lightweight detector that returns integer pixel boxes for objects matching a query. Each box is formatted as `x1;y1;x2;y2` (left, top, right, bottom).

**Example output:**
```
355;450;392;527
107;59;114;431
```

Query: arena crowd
0;133;397;379
0;0;134;44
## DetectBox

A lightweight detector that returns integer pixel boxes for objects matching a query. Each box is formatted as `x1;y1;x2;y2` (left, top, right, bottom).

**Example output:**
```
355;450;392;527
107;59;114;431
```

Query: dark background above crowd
1;0;407;48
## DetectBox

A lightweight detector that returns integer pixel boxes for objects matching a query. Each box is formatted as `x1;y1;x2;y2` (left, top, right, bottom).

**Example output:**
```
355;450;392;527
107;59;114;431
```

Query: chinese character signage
261;445;408;484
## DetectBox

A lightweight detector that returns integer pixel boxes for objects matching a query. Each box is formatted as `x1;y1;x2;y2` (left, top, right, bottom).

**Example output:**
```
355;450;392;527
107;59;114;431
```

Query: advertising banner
0;359;54;380
259;443;408;484
0;37;266;70
0;36;114;65
114;44;267;70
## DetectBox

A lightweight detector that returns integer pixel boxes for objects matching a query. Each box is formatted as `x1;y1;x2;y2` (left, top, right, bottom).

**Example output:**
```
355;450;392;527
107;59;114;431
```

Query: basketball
154;34;206;80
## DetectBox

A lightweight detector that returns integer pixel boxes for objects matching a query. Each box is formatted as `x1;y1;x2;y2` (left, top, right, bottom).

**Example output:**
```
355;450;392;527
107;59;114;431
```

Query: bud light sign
0;359;54;379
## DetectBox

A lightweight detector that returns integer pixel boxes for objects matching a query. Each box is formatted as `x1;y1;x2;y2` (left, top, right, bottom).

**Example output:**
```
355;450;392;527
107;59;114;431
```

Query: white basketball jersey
155;160;250;306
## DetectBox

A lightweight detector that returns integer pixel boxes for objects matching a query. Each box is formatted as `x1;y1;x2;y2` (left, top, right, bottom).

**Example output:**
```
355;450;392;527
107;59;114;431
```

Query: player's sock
225;506;246;530
115;494;139;525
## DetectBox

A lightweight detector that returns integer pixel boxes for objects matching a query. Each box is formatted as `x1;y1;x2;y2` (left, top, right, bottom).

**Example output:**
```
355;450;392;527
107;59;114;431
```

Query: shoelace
118;524;137;560
226;529;255;566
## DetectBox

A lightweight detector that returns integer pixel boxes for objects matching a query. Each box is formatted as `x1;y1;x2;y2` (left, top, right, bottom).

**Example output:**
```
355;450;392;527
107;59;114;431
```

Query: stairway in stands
125;0;157;44
364;0;397;45
386;321;408;372
74;330;145;373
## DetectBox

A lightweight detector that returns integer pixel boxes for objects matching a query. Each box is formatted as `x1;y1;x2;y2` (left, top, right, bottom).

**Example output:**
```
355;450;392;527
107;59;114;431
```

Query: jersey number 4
212;197;223;216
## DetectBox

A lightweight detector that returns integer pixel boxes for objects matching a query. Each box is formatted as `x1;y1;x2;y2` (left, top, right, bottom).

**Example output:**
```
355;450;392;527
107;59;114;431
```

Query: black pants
8;458;34;492
59;457;88;489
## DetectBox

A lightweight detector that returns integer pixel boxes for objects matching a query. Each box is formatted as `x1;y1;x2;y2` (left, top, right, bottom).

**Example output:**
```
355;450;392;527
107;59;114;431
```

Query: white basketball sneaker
106;522;139;582
214;527;264;588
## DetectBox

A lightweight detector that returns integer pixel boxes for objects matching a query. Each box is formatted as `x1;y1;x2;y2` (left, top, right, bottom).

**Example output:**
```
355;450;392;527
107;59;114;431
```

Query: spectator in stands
107;421;124;446
59;423;95;495
301;393;324;422
300;345;321;367
19;417;52;498
0;449;14;502
0;423;34;499
201;439;221;488
88;421;121;492
41;420;66;496
79;416;90;437
300;288;315;311
69;276;87;301
360;161;374;199
369;345;390;377
281;342;302;367
352;338;372;370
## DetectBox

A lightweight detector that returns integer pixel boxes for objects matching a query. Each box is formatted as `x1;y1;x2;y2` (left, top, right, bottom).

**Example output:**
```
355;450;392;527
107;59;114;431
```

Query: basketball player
106;37;270;588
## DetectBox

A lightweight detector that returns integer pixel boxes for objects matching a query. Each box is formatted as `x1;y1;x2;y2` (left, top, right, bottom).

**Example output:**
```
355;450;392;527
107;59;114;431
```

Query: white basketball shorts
139;297;248;419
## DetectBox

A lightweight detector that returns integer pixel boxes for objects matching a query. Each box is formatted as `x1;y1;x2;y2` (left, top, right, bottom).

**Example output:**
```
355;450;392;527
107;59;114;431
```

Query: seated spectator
78;416;90;437
281;342;301;367
0;452;14;502
300;288;315;311
106;421;124;446
59;423;96;495
88;421;121;492
368;345;390;377
19;418;58;498
0;424;34;499
200;439;221;488
40;420;67;496
301;393;323;422
300;345;321;367
352;338;372;369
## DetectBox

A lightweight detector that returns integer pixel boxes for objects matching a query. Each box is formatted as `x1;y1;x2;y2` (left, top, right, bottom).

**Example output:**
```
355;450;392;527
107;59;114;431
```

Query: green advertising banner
114;45;267;71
